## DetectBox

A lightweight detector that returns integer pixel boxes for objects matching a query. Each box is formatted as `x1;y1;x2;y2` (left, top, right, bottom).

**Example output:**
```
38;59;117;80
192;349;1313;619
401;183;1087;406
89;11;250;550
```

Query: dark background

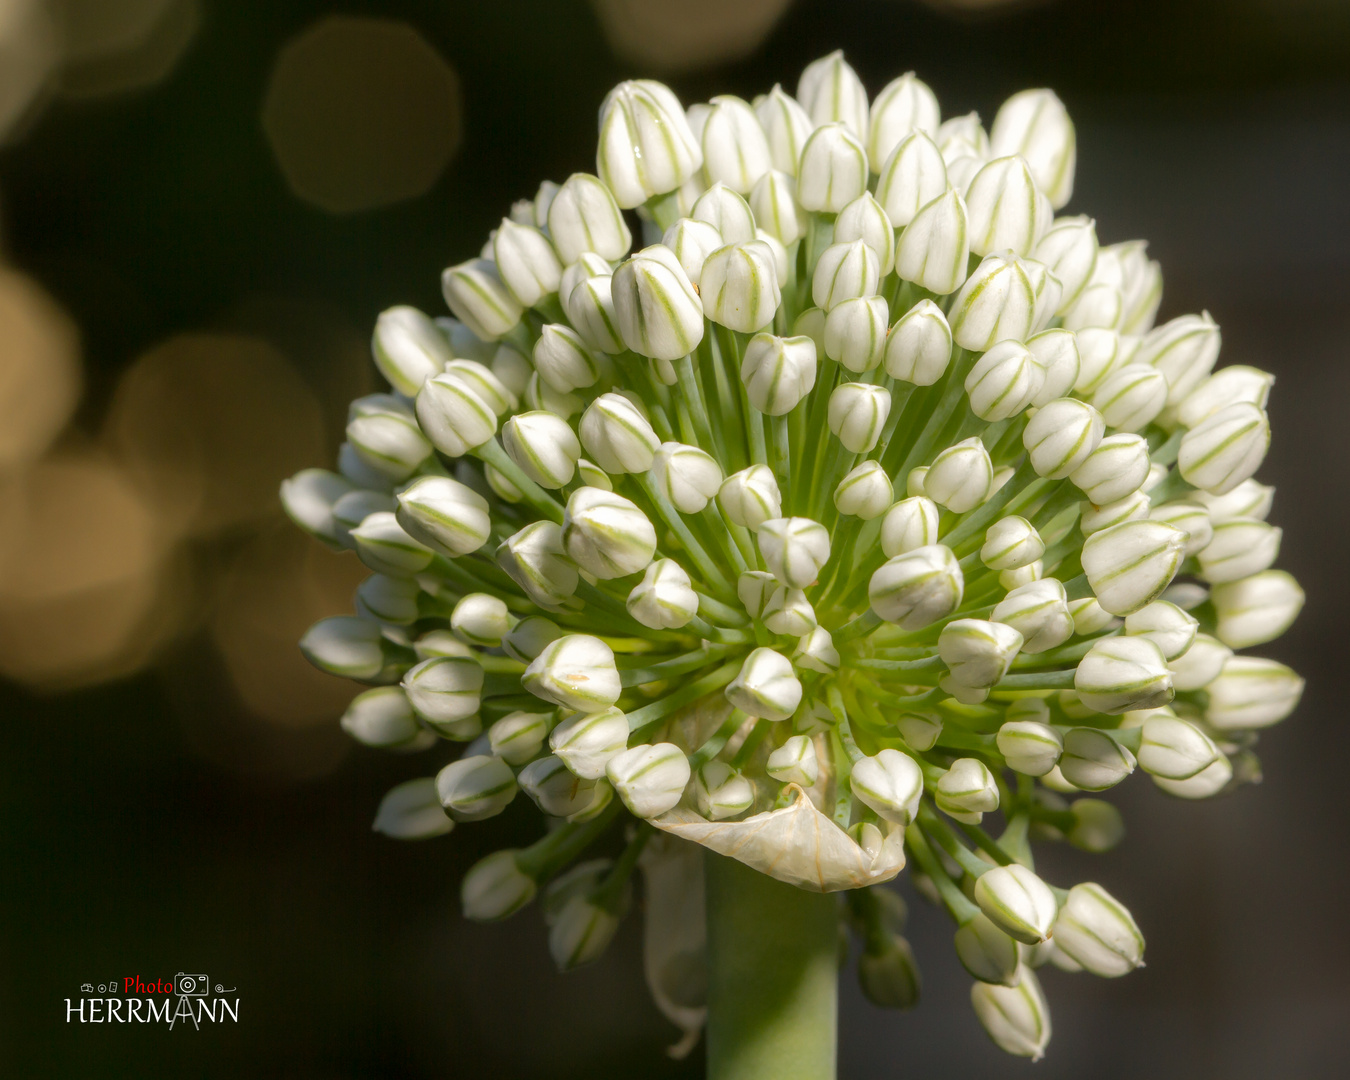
1;0;1347;1076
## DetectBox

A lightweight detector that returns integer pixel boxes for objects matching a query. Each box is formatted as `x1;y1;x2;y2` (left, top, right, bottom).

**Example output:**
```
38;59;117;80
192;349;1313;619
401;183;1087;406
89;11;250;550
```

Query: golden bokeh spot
0;267;82;470
0;0;60;142
103;332;325;539
589;0;794;73
0;450;186;688
261;16;463;214
58;0;203;100
210;523;370;728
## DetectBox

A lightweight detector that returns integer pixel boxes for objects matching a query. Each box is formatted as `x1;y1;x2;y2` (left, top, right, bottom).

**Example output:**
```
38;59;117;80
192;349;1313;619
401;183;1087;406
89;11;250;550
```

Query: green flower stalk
284;51;1305;1075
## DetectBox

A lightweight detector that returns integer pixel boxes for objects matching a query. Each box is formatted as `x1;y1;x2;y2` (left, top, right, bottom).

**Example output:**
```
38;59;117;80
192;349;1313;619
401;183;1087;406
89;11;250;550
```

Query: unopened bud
579;392;660;474
1123;600;1197;661
550;706;630;779
797;50;869;137
738;570;778;619
1092;363;1168;432
719;464;783;528
519;754;613;819
449;593;510;648
607;742;692;817
757;516;831;588
755;84;813;176
940;620;1023;694
1178;402;1270;496
835;460;894;519
1210;569;1304;649
824;295;889;373
599;79;702;208
281;469;354;548
894;189;970;295
441;259;523;343
868;71;940;170
662;216;724;282
1034;216;1097;310
373;777;452;839
925;436;993;512
956;912;1020;986
700;240;781;333
725;647;803;721
487;710;551;766
836;193;896;274
1205;656;1304;731
548;173;633;263
1177;365;1274;430
493;218;562;307
561;258;625;355
880;496;940;558
990;89;1076;208
1069;432;1151;506
965;156;1044;257
342;686;431;750
1081;519;1187;616
1074;636;1173;714
869;544;964;628
462;849;537;920
436;754;517;821
403;655;483;734
1136;312;1221;405
767;734;819;786
695;761;754;820
851;748;924;825
498;521;579;610
691;183;757;245
981;517;1045;571
762;586;817;636
813;239;881;312
372;305;453;396
524;634;621;713
949;252;1037;351
1059;728;1136;791
992;578;1074;654
794;626;841;674
971;967;1052;1060
935;756;1001;820
740;333;818;415
502;411;581;490
299;615;388;681
1053;883;1144;977
701;95;772;194
350;512;434;577
997;720;1062;776
749;169;807;246
613;245;705;361
884;300;952;386
1137;713;1220;780
975;865;1057;945
875;130;948;227
965;340;1045;421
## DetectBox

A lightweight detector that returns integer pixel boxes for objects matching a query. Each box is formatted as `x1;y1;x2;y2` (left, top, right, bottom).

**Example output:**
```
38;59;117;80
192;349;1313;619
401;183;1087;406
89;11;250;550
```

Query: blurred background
0;0;1346;1076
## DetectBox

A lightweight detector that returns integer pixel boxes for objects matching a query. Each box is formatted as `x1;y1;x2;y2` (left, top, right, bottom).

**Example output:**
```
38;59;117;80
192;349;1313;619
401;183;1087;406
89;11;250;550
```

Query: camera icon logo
175;973;209;997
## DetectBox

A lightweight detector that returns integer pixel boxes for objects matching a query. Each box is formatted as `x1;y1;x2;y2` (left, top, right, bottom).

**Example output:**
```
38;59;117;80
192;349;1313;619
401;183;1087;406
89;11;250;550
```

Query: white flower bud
350;511;435;576
719;464;783;529
1081;519;1186;616
525;634;621;714
441;258;523;341
1053;883;1143;978
851;748;924;825
937;111;990;161
1066;598;1114;638
834;461;894;519
548;885;623;971
391;476;488;559
501;411;581;490
999;561;1042;592
754;84;813;176
975;865;1058;945
341;686;429;750
301;614;387;682
562;487;656;579
1152;757;1233;800
749;169;807;245
1123;600;1198;662
532;324;599;394
627;558;698;630
936;757;1001;820
579;392;660;474
443;358;515;417
700;240;781;332
1178;402;1270;496
519;755;613;820
1072;327;1125;394
607;743;692;817
738;570;778;619
1136;312;1221;405
740;333;818;415
1167;631;1229;691
403;655;482;732
965;157;1044;257
1177;365;1274;430
649;441;723;515
1021;333;1076;408
488;710;552;766
1149;500;1213;557
662;216;724;282
971;967;1051;1061
413;373;495;458
992;578;1074;654
1062;280;1121;332
691;182;757;244
869;544;964;628
701;94;772;194
1138;714;1220;780
550;707;630;779
824;295;889;373
836;193;896;274
884;299;952;385
493;218;562;307
949;252;1037;351
1059;728;1136;790
1196;519;1281;585
613;245;706;360
1074;636;1173;714
725;647;802;721
757;516;830;588
372;777;452;839
562;260;625;356
867;72;940;170
956;912;1020;986
1092;363;1168;432
813;239;881;311
826;382;890;454
1196;478;1274;525
990;89;1076;209
925;436;993;512
1205;656;1304;731
1112;241;1163;335
875;130;948;228
498;521;579;610
767;734;819;786
997;720;1062;776
281;469;353;547
762;586;817;636
1210;569;1304;649
880;496;941;558
548;173;633;263
1034;215;1097;310
1069;432;1151;506
906;467;929;497
1081;490;1151;537
436;755;517;822
797;50;869;138
695;761;754;820
461;849;537;920
894;189;970;295
371;305;453;396
965;340;1045;421
794;626;840;674
598;79;702;208
981;517;1046;572
940;620;1022;692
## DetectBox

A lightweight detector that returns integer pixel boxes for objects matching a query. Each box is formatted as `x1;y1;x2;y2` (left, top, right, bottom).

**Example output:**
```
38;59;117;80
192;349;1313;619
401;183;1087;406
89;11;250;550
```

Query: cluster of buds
286;52;1302;1061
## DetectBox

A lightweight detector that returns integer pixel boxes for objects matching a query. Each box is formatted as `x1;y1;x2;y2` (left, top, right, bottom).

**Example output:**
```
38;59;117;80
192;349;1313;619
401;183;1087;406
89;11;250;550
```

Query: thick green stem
705;853;839;1080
